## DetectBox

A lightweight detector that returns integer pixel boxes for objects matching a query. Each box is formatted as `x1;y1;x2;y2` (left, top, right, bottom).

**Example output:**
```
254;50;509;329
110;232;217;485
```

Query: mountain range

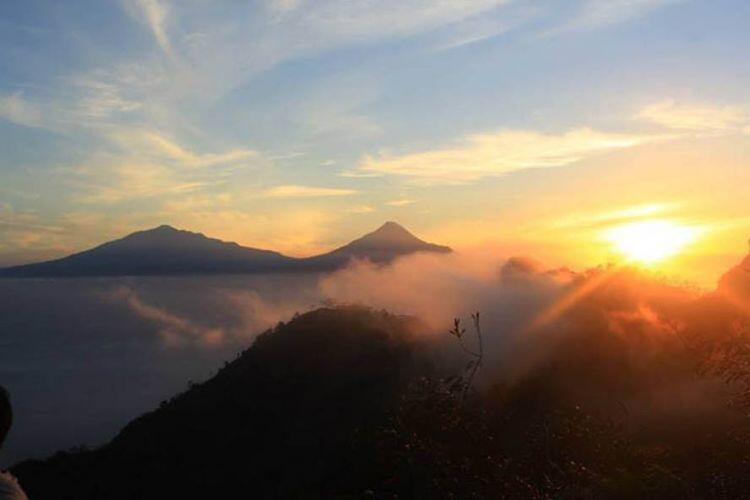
0;221;451;277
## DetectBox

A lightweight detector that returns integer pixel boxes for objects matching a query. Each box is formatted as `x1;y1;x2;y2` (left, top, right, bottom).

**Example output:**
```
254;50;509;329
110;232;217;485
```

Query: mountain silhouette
301;221;451;270
0;225;294;277
0;222;451;277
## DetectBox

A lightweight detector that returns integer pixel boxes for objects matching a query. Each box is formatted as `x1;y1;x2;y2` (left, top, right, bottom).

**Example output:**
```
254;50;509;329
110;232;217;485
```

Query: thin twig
461;312;484;401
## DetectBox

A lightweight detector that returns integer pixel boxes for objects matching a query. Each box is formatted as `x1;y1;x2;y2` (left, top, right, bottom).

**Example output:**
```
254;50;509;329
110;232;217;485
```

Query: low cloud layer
2;247;749;466
318;251;750;444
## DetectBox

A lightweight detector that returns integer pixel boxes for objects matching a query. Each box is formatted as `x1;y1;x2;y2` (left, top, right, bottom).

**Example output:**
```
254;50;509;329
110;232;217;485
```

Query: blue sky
1;0;749;284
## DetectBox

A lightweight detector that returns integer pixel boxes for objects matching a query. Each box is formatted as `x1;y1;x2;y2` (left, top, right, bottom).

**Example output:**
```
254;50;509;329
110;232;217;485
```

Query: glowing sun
605;220;700;265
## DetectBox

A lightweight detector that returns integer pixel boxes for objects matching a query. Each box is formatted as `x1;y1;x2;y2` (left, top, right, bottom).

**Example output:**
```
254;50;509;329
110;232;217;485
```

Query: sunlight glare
605;220;700;265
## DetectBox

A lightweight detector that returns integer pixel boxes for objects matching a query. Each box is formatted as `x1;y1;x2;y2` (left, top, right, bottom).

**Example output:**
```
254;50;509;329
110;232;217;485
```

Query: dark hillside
12;307;432;499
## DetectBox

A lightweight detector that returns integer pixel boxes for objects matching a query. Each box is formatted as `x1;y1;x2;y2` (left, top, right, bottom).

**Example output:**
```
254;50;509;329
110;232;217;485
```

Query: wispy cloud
431;3;537;51
262;185;358;198
109;129;257;168
557;0;683;32
159;207;341;257
112;286;224;346
637;100;747;132
267;0;302;14
339;170;382;179
287;0;509;43
0;203;60;234
290;73;381;138
358;128;658;183
0;65;165;133
0;203;68;263
71;71;147;119
72;160;208;204
114;0;510;102
128;0;173;57
350;205;376;214
552;202;682;230
62;125;260;205
386;199;417;207
0;92;45;128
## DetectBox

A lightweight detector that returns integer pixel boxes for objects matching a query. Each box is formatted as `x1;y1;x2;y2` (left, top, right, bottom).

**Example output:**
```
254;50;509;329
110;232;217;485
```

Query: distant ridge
0;222;451;277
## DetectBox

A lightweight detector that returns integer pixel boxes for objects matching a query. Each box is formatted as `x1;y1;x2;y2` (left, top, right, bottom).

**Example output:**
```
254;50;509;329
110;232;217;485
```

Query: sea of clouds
1;249;748;466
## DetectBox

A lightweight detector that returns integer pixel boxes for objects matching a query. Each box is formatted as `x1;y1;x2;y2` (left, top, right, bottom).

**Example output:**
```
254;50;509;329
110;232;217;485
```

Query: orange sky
1;0;748;289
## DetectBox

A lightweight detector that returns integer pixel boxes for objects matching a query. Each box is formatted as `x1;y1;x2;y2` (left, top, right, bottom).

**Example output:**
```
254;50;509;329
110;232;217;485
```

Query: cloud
0;204;70;265
287;1;509;43
112;286;225;346
316;248;750;427
350;205;376;214
0;63;167;134
0;203;62;237
637;100;748;132
113;0;509;104
262;185;358;198
292;74;381;138
71;160;209;204
62;126;259;205
160;194;233;213
557;0;684;32
267;0;302;14
316;241;745;358
169;207;340;256
110;284;310;348
6;250;749;466
431;3;537;51
71;74;146;119
128;0;173;57
358;128;657;183
339;170;383;179
109;129;257;169
386;199;417;207
552;202;681;230
433;21;514;51
319;252;496;329
0;92;45;128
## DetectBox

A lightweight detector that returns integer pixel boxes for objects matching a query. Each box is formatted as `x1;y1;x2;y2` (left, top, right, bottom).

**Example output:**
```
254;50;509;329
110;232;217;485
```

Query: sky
0;0;749;286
